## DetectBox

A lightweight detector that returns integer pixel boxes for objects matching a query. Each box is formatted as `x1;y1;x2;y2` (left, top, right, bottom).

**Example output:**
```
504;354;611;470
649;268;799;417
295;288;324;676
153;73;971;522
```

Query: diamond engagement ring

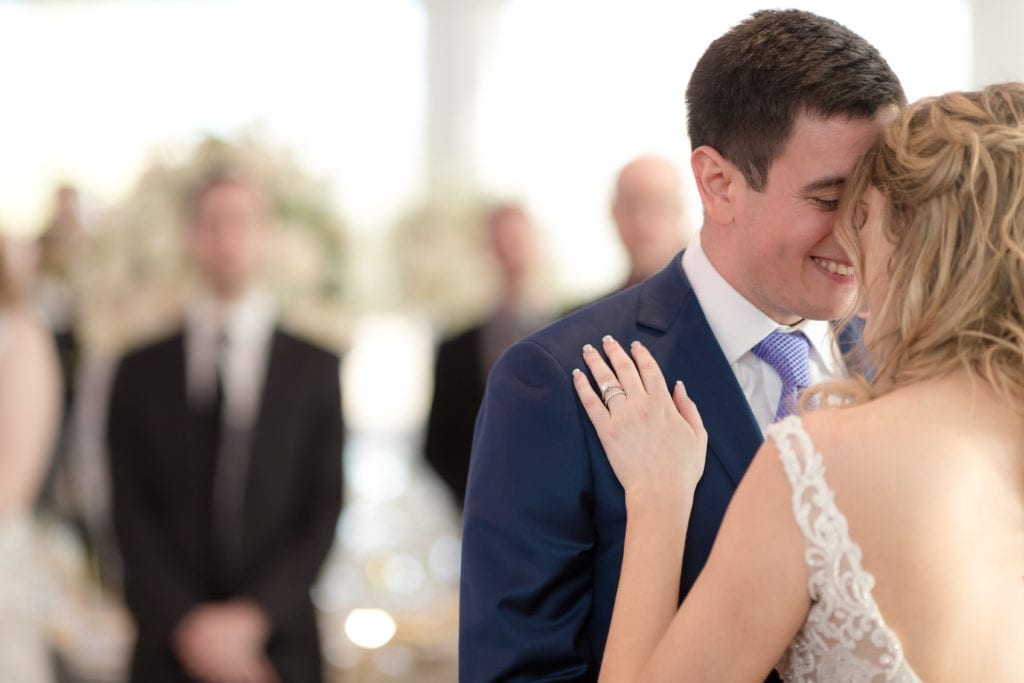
600;381;627;407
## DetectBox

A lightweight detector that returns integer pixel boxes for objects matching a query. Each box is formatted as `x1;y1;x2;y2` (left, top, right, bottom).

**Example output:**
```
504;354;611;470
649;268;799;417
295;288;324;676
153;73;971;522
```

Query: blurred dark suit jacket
424;324;487;508
108;327;343;683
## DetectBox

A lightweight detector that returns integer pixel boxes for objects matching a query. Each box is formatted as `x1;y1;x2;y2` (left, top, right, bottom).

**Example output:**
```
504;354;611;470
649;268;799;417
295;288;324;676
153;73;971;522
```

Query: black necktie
211;332;252;581
197;338;225;464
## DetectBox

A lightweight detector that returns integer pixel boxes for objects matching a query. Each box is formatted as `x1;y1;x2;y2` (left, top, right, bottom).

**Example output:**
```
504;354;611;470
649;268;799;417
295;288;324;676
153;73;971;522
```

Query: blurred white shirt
185;287;275;431
682;233;844;433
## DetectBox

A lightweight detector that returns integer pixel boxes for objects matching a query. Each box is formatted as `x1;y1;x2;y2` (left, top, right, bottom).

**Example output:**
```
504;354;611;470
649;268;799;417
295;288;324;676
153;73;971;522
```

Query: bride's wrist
624;484;693;519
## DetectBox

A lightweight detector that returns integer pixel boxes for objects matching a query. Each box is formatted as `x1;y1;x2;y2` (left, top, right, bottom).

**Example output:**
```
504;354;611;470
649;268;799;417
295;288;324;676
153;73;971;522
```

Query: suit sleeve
107;356;202;638
240;351;343;627
460;340;598;682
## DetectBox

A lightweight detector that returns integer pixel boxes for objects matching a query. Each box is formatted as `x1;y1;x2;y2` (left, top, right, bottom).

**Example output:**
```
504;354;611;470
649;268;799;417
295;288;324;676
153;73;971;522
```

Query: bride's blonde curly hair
809;82;1024;410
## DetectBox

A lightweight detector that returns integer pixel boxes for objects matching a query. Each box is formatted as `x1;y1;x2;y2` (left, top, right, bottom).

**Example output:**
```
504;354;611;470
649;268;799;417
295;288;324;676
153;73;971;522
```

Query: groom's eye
809;196;840;211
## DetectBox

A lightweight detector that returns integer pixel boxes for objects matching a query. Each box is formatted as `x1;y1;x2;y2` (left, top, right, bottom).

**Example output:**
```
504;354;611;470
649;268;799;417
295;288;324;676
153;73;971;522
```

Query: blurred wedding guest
612;155;688;290
0;236;62;683
36;185;83;396
424;203;548;508
33;185;85;517
107;169;343;683
566;156;688;313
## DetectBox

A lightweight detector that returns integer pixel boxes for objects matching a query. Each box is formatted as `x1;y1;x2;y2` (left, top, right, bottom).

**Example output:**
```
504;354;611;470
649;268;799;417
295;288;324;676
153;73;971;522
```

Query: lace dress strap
765;416;919;683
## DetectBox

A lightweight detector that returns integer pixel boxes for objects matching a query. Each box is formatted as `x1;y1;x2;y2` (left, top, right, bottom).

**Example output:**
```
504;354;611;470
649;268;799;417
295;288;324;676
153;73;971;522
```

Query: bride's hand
573;335;707;507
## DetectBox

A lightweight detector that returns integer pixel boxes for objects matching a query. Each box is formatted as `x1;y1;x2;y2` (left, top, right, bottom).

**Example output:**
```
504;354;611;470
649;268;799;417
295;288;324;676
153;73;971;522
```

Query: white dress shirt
185;287;276;431
185;287;277;564
681;233;845;433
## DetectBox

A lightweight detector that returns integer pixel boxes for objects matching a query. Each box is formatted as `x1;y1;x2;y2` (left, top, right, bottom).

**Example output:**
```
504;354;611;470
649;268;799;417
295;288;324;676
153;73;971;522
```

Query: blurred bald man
611;155;688;289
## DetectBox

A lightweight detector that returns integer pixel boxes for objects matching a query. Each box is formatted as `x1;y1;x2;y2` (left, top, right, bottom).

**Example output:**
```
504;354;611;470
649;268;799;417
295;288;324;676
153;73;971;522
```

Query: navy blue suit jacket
460;253;779;681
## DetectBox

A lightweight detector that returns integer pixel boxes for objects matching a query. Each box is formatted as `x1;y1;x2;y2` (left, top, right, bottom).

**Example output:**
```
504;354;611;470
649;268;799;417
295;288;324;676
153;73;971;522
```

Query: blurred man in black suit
424;203;546;508
108;170;343;683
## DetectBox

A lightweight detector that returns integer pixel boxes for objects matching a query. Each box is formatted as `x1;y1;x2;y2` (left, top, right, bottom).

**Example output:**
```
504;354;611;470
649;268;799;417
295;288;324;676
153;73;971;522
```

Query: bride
0;237;62;682
573;83;1024;681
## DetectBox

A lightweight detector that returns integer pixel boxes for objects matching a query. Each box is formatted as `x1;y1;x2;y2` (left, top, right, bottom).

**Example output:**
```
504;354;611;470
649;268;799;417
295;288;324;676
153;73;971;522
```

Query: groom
460;9;905;681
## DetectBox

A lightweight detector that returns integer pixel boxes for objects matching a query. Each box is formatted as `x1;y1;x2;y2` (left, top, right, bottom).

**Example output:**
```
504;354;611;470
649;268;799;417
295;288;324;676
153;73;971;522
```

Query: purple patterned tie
752;331;811;421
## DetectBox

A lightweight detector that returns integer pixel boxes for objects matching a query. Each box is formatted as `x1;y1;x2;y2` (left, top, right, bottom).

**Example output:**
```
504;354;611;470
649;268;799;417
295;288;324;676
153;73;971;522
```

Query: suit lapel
635;255;763;486
168;332;189;424
251;329;281;449
168;331;207;490
246;330;288;518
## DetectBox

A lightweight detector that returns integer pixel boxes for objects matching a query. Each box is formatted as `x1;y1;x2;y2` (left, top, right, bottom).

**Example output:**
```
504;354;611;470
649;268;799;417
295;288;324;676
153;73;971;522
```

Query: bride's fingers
629;341;668;396
572;368;610;430
673;380;706;439
601;335;645;396
582;343;623;400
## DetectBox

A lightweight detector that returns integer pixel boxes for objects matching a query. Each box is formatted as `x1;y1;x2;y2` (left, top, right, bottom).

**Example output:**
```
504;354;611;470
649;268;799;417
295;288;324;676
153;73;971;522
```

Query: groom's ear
691;146;745;225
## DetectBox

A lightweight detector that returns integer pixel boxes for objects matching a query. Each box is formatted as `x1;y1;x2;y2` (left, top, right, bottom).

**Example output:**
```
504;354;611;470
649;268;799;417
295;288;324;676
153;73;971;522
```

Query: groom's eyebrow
801;175;845;193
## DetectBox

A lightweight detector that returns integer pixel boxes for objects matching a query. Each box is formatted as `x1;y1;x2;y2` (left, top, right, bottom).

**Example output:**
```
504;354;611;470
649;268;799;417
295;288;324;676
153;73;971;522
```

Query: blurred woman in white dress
0;236;62;682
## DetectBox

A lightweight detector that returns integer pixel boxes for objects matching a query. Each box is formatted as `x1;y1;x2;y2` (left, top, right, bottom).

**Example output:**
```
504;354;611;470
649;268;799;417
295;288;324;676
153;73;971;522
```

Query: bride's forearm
598;491;692;683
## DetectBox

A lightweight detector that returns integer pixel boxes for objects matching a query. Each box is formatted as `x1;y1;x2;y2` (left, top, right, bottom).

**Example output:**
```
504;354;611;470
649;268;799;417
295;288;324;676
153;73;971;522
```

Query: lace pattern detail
766;416;919;683
0;514;52;683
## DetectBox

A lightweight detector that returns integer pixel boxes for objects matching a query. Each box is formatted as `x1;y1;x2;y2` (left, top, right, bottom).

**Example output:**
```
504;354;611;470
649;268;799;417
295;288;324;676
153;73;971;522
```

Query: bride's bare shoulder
803;375;1021;453
796;375;1023;516
0;308;60;396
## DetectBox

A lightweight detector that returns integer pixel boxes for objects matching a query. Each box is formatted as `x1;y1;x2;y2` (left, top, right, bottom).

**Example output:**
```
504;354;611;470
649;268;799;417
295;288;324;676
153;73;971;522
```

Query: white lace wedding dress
0;514;51;682
766;417;921;683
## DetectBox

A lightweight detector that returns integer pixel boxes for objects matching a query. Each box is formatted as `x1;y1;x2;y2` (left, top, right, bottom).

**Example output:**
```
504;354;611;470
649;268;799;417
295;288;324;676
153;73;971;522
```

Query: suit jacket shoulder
116;329;184;369
514;257;693;373
110;330;188;412
440;322;484;352
270;328;341;372
436;323;486;385
461;253;765;682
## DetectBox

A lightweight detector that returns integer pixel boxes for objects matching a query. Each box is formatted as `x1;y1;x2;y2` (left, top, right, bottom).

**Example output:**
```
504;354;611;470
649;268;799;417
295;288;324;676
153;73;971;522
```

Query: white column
425;0;506;197
971;0;1024;86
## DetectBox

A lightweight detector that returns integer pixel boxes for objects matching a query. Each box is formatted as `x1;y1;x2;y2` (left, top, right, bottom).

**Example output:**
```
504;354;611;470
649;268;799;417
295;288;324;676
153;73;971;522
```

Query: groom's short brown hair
686;9;906;191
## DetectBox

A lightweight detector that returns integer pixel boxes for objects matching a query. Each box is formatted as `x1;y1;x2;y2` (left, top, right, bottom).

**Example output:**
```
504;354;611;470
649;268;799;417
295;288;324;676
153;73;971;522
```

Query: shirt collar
681;232;839;371
186;286;276;348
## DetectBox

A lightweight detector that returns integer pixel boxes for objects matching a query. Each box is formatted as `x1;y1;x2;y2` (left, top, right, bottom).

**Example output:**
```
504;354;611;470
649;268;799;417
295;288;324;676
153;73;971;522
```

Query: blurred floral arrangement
389;195;558;336
74;132;351;356
389;197;499;332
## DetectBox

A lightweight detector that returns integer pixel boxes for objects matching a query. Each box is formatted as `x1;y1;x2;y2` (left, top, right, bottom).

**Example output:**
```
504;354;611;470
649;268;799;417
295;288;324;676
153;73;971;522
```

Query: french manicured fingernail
583;344;594;353
676;380;687;394
602;335;615;344
572;368;581;375
631;340;641;348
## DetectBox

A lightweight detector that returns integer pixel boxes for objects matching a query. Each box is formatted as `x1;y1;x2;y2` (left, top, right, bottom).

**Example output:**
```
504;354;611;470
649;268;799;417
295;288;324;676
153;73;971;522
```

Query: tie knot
752;331;811;389
752;331;812;421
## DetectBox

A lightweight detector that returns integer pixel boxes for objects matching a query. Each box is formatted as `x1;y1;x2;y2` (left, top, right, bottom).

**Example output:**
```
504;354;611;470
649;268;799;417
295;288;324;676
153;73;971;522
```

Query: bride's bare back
803;371;1024;681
